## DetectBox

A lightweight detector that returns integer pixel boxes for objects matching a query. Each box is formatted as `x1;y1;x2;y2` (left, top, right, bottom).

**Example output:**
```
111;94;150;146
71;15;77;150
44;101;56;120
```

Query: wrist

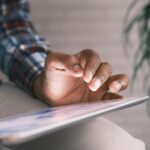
33;72;45;100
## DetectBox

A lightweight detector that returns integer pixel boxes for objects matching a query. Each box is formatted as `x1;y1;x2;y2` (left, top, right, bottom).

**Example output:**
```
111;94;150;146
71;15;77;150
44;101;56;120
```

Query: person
0;0;146;150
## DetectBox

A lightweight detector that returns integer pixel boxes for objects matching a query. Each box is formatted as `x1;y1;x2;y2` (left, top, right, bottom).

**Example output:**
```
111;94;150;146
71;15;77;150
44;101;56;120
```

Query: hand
34;49;129;106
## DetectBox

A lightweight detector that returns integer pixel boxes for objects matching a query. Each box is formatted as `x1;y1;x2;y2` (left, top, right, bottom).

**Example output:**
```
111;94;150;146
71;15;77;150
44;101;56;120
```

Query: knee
86;118;146;150
134;139;145;150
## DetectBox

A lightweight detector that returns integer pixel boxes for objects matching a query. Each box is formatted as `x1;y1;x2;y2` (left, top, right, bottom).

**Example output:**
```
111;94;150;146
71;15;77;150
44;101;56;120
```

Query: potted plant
124;0;150;117
124;0;150;93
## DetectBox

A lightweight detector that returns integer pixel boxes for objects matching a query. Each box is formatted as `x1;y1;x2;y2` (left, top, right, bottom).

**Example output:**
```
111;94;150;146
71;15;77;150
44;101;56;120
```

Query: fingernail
73;65;82;72
110;82;121;93
85;72;93;83
91;78;102;91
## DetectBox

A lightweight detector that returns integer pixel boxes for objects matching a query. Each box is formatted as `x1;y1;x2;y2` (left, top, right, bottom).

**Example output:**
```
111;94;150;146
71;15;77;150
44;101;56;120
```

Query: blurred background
0;0;150;149
31;0;146;95
30;0;150;148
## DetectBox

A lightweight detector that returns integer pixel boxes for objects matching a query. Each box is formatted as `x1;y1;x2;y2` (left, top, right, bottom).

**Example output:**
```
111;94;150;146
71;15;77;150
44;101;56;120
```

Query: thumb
69;64;83;77
62;54;83;77
45;52;83;77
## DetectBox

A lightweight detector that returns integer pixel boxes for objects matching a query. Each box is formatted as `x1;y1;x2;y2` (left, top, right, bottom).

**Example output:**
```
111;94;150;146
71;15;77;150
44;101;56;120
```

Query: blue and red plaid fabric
0;0;51;95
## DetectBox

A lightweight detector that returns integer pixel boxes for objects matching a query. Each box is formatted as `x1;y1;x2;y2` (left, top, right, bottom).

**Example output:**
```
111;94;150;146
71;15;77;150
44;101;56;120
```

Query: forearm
0;0;51;95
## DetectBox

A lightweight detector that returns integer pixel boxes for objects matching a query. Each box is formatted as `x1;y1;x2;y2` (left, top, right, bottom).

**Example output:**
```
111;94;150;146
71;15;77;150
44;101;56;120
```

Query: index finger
75;49;101;83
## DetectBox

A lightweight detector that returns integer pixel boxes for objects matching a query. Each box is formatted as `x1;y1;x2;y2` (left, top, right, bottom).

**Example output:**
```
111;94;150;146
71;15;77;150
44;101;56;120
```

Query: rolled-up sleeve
0;0;52;95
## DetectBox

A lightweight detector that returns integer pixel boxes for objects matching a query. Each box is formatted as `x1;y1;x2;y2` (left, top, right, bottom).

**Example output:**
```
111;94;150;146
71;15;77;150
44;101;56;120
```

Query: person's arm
0;0;51;95
0;1;129;105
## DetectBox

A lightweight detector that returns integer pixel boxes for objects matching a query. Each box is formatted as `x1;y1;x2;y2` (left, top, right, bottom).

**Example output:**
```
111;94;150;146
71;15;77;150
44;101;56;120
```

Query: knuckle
82;49;100;57
102;62;112;74
102;62;112;68
82;49;95;53
97;71;108;83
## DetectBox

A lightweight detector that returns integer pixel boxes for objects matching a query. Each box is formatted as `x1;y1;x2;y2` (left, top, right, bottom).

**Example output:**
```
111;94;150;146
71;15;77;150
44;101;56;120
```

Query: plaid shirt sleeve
0;0;52;95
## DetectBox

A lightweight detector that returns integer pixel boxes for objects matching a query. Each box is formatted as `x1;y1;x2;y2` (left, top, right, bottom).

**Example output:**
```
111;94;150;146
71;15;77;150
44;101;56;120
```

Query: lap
13;118;145;150
0;83;47;118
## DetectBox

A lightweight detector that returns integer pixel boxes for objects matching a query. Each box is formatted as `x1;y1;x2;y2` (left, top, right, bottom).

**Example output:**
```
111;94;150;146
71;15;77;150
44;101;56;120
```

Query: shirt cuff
10;51;49;96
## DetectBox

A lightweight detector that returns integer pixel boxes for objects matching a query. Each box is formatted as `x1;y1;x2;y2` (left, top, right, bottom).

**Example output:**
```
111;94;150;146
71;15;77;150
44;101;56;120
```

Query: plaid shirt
0;0;51;95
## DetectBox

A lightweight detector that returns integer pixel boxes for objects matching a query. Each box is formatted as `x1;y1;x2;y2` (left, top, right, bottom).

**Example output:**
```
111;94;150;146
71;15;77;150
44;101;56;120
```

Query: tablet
0;96;149;145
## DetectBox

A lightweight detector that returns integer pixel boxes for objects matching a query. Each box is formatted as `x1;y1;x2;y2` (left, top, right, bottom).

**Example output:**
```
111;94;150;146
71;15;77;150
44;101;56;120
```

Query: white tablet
0;96;149;145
